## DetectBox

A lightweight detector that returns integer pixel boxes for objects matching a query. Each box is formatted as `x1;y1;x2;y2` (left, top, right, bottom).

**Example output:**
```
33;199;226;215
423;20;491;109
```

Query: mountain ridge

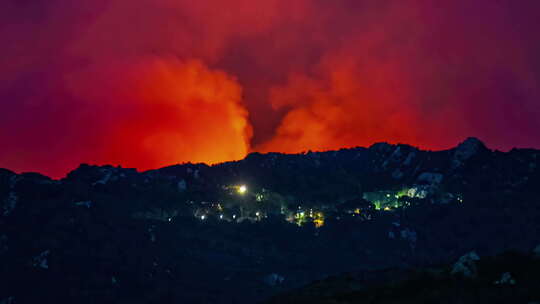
1;137;496;180
1;137;539;303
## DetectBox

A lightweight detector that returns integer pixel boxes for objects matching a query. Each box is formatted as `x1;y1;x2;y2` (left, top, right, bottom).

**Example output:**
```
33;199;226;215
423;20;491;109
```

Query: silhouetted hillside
1;138;539;303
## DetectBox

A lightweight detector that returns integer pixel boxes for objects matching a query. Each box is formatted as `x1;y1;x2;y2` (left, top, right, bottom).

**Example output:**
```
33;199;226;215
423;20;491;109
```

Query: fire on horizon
1;0;539;178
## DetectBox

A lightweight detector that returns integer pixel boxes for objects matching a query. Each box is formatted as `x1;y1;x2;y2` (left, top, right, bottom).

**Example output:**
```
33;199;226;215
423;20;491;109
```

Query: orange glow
1;1;540;178
66;58;252;170
256;48;460;153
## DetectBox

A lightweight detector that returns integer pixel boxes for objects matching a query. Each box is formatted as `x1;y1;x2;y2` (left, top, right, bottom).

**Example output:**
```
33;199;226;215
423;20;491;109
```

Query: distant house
337;197;375;218
363;191;398;209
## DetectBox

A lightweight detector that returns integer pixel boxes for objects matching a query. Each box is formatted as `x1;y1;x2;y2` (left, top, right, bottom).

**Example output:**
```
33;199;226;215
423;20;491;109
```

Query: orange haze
66;58;252;170
1;0;540;177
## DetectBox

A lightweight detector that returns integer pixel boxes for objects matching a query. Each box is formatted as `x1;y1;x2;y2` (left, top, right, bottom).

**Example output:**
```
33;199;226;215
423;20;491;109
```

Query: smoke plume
1;0;539;177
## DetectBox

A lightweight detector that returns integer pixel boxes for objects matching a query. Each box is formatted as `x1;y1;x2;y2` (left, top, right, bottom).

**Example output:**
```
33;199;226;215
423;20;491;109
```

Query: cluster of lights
292;208;325;228
196;213;240;221
191;184;464;228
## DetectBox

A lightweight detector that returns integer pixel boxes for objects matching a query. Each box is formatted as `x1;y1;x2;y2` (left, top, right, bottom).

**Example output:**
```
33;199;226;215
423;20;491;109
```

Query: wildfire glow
64;58;253;171
1;0;540;177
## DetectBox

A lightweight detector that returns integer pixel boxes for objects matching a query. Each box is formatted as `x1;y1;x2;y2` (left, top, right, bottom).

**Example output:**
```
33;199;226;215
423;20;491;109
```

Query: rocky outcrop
31;250;50;269
452;137;488;169
264;273;285;286
0;138;539;303
451;251;480;278
417;172;444;185
264;251;540;304
494;272;516;285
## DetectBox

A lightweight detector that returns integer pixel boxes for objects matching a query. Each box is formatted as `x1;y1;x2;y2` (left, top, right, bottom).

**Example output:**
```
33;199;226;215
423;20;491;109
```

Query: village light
200;215;206;220
238;185;247;194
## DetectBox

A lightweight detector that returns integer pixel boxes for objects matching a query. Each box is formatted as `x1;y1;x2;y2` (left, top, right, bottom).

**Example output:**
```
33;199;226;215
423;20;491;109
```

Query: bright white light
200;215;206;220
255;212;260;216
238;185;247;194
219;214;224;219
232;214;236;219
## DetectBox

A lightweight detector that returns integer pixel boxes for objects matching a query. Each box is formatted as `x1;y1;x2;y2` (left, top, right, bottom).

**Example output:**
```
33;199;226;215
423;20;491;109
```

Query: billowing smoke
66;58;252;169
1;0;539;177
259;1;540;152
1;57;251;176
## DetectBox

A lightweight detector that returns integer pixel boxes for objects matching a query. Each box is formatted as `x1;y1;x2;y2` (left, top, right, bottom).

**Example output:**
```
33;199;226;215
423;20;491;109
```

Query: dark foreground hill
264;250;540;304
1;138;540;303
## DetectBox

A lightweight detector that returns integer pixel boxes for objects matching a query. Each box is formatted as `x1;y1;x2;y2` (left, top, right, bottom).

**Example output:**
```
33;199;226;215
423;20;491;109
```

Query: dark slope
264;250;540;304
1;138;540;303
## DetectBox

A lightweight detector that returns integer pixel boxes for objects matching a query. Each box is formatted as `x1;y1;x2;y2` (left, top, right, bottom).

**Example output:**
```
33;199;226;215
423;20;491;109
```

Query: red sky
1;0;540;178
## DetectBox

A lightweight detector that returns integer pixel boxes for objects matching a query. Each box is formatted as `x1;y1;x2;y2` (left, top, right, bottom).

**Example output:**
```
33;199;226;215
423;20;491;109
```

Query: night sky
1;0;540;178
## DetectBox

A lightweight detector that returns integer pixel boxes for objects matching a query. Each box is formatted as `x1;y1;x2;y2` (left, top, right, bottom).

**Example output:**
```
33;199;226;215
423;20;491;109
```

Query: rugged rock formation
0;138;539;303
